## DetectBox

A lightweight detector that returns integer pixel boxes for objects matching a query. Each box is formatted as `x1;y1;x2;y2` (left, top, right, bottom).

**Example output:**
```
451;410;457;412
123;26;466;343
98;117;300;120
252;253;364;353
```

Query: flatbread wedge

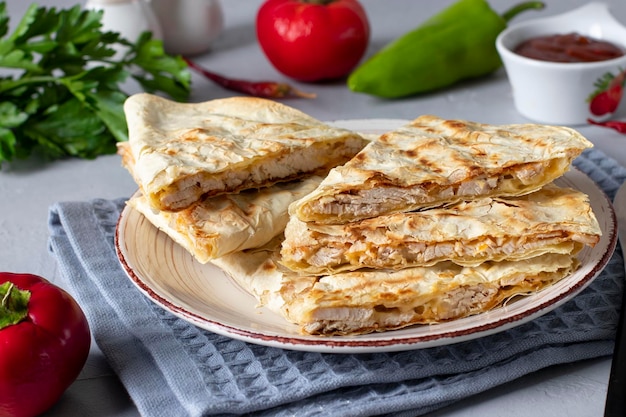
128;177;322;263
122;93;367;211
291;115;593;224
212;239;579;336
281;184;601;274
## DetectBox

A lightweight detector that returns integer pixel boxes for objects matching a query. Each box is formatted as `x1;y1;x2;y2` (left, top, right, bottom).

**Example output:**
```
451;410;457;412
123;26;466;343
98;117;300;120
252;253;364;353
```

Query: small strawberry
588;69;626;116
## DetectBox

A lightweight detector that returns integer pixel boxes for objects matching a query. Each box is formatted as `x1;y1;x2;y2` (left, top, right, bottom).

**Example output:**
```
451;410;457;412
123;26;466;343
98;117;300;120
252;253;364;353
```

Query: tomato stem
184;58;316;99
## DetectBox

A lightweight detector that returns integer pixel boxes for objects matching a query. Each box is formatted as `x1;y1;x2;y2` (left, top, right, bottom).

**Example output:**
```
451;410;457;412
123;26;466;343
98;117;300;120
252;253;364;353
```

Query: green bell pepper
347;0;544;98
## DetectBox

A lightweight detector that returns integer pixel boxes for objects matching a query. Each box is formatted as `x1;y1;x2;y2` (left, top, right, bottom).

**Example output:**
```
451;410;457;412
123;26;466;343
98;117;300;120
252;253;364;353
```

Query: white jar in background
84;0;163;44
150;0;224;56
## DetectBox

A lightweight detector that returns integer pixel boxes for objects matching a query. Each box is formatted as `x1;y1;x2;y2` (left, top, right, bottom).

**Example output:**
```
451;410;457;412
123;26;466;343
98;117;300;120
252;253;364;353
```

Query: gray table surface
3;1;626;416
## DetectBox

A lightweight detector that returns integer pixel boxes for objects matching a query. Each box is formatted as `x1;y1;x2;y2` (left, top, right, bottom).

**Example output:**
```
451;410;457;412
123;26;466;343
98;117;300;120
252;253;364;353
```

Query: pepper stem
502;1;545;23
0;282;30;330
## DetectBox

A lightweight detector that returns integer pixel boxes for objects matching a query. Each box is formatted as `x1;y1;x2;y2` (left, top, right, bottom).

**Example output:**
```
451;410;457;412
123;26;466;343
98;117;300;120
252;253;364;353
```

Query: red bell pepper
256;0;370;82
0;272;91;417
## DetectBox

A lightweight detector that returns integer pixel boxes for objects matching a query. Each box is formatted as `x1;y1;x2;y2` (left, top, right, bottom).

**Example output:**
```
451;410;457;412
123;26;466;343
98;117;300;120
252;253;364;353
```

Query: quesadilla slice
291;115;593;224
281;184;601;274
122;93;367;211
128;176;322;263
212;239;579;336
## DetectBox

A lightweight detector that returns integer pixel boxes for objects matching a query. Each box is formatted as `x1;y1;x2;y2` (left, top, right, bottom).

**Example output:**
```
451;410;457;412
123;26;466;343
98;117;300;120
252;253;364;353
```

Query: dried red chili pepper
184;58;316;99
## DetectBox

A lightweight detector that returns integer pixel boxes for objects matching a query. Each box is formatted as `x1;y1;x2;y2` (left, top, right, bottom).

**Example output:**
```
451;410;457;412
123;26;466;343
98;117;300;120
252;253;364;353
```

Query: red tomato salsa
514;32;624;63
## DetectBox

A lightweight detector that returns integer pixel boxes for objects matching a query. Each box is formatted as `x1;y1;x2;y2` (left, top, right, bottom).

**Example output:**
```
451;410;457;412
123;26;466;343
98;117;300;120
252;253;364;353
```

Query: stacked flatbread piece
215;115;602;336
118;93;367;262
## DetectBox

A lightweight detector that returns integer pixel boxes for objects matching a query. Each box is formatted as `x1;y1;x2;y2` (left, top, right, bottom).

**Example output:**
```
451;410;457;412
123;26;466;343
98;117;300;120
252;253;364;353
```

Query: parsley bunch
0;2;191;166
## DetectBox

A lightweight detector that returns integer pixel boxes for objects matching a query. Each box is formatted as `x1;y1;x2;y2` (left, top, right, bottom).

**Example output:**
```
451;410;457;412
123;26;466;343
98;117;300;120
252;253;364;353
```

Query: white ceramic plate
115;119;617;353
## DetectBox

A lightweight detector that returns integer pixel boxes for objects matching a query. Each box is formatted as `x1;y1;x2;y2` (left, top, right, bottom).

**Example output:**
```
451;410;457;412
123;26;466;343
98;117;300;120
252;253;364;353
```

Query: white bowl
496;2;626;125
151;0;224;56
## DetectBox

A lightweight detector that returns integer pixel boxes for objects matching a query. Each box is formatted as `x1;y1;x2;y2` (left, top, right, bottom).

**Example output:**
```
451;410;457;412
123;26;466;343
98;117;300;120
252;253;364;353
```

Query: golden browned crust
281;184;601;274
213;240;579;336
292;115;593;224
128;176;322;262
122;93;367;211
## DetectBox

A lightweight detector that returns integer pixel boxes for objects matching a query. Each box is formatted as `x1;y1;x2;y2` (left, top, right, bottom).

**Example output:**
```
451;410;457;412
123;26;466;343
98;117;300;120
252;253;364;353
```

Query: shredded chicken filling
156;138;363;211
289;231;585;271
303;269;569;336
304;159;564;221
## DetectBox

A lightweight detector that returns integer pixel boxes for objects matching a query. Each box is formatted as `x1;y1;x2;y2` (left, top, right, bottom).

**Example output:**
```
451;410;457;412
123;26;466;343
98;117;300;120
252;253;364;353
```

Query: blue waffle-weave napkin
48;148;625;417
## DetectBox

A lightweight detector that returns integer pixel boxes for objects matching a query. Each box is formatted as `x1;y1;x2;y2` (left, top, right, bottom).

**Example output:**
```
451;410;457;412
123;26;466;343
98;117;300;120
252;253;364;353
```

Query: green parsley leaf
0;2;191;167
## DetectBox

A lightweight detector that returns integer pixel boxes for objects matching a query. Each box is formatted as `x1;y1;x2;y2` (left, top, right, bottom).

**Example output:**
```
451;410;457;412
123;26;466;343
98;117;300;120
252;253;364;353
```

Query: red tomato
0;273;91;417
256;0;370;82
